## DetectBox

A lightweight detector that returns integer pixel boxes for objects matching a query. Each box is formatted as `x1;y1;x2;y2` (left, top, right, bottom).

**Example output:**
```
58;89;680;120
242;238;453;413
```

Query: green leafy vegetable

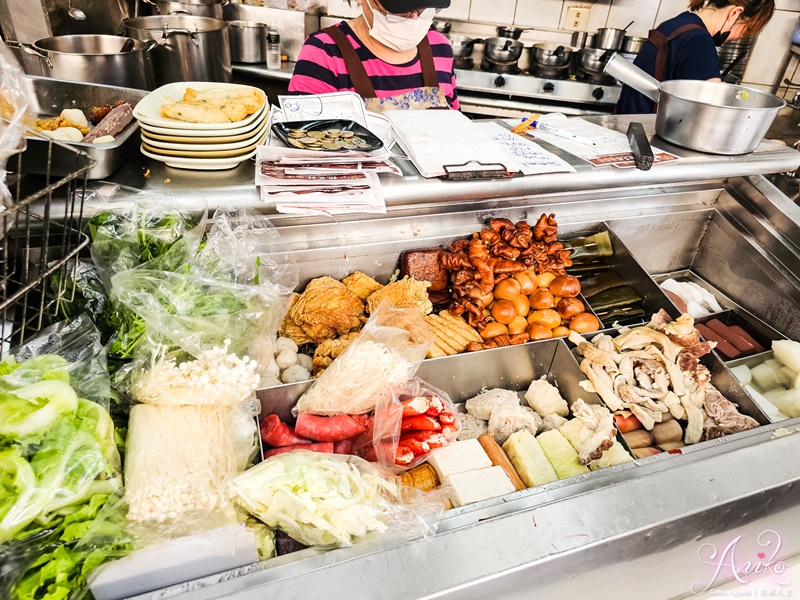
0;381;78;440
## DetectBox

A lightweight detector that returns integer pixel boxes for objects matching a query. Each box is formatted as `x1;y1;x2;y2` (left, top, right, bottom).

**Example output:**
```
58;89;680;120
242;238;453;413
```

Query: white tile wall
319;0;800;92
469;0;517;24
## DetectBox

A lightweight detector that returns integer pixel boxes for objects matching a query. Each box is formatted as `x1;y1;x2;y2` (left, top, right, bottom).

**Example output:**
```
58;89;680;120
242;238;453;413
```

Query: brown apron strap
417;35;439;89
650;23;704;82
323;25;377;98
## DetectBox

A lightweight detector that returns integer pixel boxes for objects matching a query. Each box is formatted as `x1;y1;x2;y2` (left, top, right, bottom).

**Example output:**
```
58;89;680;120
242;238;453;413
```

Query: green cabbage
0;381;78;440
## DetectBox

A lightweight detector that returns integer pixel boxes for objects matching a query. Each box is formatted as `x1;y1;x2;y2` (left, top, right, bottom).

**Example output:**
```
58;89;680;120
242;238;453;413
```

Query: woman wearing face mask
615;0;774;114
288;0;458;111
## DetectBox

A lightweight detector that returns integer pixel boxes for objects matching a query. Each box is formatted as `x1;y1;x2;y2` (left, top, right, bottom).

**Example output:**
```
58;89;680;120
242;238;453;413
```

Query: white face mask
362;0;434;52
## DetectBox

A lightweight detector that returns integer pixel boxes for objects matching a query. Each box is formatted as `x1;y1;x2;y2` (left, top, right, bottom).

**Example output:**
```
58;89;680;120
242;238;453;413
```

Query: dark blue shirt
615;12;720;114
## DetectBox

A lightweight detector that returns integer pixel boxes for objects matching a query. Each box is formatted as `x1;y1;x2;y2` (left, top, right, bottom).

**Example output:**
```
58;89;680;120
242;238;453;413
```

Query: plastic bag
354;377;461;472
86;185;208;289
0;45;36;205
227;451;441;548
294;303;433;416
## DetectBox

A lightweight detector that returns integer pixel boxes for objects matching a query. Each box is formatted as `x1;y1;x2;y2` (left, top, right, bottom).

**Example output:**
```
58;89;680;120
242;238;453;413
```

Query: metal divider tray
18;76;147;180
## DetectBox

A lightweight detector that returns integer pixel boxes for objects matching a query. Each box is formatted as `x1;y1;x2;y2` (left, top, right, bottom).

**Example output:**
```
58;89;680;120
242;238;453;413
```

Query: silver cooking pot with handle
142;0;229;19
449;34;482;59
483;37;524;63
605;53;785;155
122;15;232;85
15;35;156;90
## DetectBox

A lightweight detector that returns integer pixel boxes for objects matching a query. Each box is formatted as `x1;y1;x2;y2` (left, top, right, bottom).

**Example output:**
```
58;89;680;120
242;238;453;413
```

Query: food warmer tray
17;76;147;180
131;175;800;600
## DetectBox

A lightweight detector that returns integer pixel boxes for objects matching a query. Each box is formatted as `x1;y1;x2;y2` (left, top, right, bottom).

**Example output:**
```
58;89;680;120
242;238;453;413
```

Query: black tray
271;119;383;153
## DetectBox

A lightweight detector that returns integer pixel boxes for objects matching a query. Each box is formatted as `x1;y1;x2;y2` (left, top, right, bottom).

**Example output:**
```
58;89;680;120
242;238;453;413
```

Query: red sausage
295;413;370;442
402;396;431;417
401;415;441;433
614;411;642;433
333;439;354;455
696;324;740;360
706;319;755;354
264;442;334;458
728;325;765;354
260;414;313;447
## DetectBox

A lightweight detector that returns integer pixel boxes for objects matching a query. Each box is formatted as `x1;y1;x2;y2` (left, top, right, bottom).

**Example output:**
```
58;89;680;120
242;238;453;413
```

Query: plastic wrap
227;451;441;548
354;378;461;472
0;45;35;205
295;303;433;416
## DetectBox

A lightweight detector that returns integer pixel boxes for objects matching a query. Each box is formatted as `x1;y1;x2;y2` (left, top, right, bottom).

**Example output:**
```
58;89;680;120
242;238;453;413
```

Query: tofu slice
446;466;515;507
502;430;558;488
428;439;492;481
536;429;590;480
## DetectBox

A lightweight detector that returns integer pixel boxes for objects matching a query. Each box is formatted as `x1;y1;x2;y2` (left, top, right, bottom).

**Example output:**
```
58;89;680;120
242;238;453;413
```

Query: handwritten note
278;92;369;128
476;122;575;175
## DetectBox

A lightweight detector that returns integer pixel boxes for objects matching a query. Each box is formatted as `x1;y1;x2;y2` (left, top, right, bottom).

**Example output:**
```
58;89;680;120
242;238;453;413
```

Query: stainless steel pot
621;35;647;54
431;21;451;35
229;20;266;63
142;0;229;19
595;27;626;51
449;34;482;59
570;31;595;49
605;53;785;155
19;35;156;90
529;43;576;68
122;15;232;85
496;26;528;40
577;48;612;74
483;37;524;63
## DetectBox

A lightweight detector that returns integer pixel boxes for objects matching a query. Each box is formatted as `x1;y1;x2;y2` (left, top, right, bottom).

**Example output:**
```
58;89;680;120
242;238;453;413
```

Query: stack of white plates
134;82;269;171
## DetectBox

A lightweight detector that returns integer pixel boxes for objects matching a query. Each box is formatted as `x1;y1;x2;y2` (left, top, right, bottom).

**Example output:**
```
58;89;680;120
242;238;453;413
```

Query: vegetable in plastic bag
228;451;435;548
0;45;36;206
294;303;433;416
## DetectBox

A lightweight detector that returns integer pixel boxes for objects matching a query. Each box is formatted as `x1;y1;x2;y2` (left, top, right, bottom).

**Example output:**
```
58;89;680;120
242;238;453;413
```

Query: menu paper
476;122;575;175
385;110;519;178
278;92;369;128
524;114;679;168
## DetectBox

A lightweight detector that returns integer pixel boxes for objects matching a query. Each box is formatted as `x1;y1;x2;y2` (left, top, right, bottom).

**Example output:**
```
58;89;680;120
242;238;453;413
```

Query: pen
530;120;597;146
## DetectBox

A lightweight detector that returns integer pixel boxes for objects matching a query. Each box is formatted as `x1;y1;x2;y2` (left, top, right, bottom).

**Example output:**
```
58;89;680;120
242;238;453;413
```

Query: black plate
271;119;383;152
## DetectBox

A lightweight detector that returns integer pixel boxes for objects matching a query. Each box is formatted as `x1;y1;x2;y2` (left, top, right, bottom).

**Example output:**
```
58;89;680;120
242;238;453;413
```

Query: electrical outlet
564;5;591;31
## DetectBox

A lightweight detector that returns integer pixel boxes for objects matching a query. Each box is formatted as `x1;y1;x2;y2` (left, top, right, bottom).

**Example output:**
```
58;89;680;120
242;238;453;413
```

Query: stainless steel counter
121;166;800;600
101;115;800;227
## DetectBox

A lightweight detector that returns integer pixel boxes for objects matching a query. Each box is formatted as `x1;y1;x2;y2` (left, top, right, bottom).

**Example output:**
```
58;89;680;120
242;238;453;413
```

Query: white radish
772;340;800;374
751;362;782;391
729;364;752;386
746;386;789;421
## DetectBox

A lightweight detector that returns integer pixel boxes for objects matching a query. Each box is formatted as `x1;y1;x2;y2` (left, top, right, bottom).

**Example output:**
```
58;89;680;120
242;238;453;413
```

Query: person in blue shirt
615;0;775;114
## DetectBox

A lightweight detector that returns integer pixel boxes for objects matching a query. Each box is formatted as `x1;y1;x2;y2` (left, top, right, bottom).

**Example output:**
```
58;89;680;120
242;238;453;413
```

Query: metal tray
18;76;147;180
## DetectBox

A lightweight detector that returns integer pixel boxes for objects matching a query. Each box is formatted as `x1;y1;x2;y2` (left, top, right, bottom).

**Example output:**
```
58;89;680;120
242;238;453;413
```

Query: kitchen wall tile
325;0;359;18
605;0;659;37
654;0;689;27
775;0;800;10
438;0;471;21
742;9;798;86
469;0;516;24
514;0;563;28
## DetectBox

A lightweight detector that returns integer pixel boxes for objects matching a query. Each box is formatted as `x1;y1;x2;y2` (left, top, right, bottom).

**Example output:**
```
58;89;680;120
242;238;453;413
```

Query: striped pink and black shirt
288;21;460;110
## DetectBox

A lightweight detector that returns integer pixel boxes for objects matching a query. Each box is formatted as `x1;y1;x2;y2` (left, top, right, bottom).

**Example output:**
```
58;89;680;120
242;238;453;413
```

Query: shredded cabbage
228;452;400;547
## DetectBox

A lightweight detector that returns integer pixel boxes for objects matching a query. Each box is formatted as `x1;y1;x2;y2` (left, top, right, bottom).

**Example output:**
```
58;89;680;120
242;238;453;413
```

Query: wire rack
1;136;93;356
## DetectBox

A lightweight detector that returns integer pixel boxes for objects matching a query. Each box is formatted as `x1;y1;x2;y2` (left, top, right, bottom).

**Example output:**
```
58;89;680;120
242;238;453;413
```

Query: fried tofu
289;277;365;343
312;331;360;375
342;270;383;301
159;87;265;124
366;276;432;316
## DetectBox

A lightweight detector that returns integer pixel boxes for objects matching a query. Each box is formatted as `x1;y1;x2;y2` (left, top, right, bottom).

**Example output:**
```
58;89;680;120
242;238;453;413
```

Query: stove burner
453;57;475;70
480;58;521;75
529;64;569;80
577;69;616;85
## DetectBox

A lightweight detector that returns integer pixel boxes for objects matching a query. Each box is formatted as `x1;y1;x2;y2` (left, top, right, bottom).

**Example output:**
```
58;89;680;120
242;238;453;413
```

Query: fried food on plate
159;87;265;124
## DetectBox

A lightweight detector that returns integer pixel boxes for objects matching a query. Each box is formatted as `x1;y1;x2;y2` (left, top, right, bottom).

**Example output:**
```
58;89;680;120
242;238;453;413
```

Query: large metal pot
483;37;524;63
621;35;647;54
570;31;595;49
496;26;530;40
121;15;232;85
605;53;785;155
595;27;626;51
142;0;229;19
18;35;156;90
449;34;482;59
577;48;613;74
229;20;266;63
529;43;576;68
